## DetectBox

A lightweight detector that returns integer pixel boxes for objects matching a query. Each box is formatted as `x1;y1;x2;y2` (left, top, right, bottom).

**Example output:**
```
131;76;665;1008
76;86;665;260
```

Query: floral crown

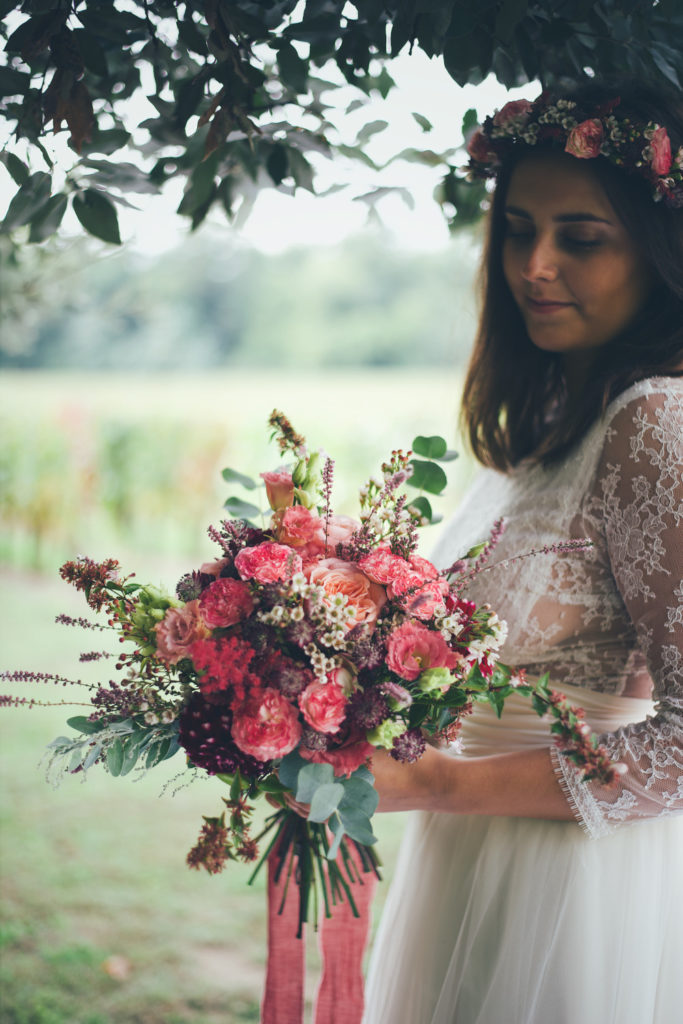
466;94;683;208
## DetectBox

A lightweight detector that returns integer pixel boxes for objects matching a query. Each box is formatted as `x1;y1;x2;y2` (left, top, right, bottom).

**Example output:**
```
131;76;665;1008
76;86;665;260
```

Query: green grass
0;571;408;1023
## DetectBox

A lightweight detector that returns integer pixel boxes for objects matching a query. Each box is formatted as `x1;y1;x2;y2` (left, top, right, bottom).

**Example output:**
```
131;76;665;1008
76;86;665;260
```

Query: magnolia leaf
278;749;309;789
296;762;334;803
107;739;124;776
412;434;447;459
67;715;103;734
408;459;447;495
307;782;344;822
221;467;258;490
82;743;102;772
223;496;261;518
72;188;121;244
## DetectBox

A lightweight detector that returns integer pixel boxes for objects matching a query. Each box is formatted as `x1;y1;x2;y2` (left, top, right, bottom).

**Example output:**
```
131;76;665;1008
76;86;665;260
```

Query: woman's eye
504;229;533;242
562;236;601;250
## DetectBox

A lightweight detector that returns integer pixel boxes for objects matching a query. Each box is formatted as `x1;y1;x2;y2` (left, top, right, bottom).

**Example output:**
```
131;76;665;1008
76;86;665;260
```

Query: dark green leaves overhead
1;0;681;243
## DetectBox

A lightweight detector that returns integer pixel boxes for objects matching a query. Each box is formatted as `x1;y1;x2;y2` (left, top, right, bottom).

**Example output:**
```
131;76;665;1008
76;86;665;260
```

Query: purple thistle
345;625;387;672
269;658;314;699
300;726;330;752
390;728;426;763
349;688;390;730
176;571;214;601
284;619;316;650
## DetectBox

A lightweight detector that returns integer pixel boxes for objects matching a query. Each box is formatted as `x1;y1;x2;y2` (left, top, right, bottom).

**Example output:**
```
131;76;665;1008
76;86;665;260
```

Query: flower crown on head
466;94;683;208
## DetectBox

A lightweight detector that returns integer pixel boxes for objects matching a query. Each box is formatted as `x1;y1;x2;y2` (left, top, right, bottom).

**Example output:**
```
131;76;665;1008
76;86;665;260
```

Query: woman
362;84;683;1024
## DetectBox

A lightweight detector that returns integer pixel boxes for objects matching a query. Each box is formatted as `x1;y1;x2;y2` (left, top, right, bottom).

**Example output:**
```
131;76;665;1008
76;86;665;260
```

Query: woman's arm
371;744;574;820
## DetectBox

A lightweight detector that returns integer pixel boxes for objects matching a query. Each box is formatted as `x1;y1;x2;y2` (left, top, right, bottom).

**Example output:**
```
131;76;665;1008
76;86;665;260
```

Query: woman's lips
525;296;574;315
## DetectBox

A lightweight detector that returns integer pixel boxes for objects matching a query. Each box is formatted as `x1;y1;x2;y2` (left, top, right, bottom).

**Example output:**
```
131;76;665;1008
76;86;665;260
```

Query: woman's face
501;152;652;368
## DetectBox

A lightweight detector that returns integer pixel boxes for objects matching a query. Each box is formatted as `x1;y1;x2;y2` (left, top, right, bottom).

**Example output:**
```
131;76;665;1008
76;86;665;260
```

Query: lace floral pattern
431;377;683;838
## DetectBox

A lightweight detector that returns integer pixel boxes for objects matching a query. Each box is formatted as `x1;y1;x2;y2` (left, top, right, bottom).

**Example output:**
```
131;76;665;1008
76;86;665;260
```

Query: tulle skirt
362;684;683;1024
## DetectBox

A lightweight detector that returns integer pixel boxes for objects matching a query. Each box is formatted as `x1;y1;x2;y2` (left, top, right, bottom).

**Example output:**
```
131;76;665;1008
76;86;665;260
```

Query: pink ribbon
261;843;378;1024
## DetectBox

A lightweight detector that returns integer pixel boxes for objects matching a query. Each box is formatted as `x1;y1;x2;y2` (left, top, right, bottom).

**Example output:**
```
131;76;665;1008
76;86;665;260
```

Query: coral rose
277;505;323;547
386;620;459;681
235;542;303;584
307;557;387;626
155;601;209;664
650;126;672;175
492;99;532;127
232;688;302;761
261;470;295;510
565;119;604;159
299;670;351;735
199;577;254;629
467;128;496;164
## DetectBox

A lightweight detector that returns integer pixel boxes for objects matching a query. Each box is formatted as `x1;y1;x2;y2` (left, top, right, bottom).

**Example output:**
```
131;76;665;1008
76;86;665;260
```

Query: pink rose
232;687;302;761
358;547;412;586
277;505;323;547
492;99;532;127
467;128;496;164
386;620;459;681
300;733;373;777
389;573;449;621
307;557;387;627
199;577;254;629
299;670;351;734
324;515;360;550
155;601;210;664
235;542;303;584
565;119;604;159
650;126;672;175
261;470;295;511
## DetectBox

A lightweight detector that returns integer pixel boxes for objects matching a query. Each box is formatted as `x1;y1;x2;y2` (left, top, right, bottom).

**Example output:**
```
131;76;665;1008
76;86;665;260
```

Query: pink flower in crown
389;573;449;621
199;577;254;629
155;600;210;664
467;128;497;164
299;667;352;734
307;557;387;627
565;119;604;159
261;470;295;511
386;620;459;681
277;505;323;547
232;687;302;761
492;99;532;127
235;542;303;584
649;126;672;176
300;731;372;777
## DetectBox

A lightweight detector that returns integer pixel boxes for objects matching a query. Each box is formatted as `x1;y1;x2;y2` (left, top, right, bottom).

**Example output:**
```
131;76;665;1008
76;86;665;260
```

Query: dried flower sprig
268;409;306;456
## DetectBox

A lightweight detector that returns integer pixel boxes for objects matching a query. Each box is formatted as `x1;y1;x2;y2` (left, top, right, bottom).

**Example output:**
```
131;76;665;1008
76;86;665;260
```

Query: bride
362;82;683;1024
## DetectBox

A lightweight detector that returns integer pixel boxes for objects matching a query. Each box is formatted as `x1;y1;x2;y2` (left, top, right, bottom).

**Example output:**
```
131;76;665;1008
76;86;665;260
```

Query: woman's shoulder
594;374;683;478
601;373;683;427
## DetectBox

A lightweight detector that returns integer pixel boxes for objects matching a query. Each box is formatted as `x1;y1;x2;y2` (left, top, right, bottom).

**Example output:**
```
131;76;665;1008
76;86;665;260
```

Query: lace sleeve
550;384;683;838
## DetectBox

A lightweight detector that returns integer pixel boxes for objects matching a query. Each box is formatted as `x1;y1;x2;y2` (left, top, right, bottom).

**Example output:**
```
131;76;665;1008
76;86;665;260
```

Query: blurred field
0;369;475;1023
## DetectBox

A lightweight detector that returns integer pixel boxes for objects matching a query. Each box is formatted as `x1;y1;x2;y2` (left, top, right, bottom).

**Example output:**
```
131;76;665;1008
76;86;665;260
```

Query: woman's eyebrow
504;204;612;225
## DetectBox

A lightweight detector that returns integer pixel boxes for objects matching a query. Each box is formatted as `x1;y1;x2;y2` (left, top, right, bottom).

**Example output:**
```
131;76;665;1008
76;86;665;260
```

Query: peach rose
155;600;210;664
650;126;672;175
235;542;303;584
232;688;302;761
261;470;295;510
565;119;604;159
307;557;387;627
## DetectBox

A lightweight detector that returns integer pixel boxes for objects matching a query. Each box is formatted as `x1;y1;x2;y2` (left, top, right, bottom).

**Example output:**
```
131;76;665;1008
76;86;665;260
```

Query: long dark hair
461;82;683;470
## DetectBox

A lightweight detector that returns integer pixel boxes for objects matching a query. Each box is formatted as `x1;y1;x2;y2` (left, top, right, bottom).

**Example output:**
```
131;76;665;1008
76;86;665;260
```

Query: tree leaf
357;119;389;144
1;171;52;230
28;192;68;242
72;188;122;244
0;151;30;186
223;496;261;518
408;459;447;495
412;434;447;459
308;782;344;822
412;111;433;132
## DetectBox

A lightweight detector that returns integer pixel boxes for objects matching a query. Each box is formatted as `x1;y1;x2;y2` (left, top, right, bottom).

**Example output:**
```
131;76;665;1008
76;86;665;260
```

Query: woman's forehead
505;152;615;220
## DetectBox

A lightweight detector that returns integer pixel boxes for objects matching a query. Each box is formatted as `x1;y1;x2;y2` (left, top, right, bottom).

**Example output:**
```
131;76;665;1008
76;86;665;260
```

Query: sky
0;41;537;256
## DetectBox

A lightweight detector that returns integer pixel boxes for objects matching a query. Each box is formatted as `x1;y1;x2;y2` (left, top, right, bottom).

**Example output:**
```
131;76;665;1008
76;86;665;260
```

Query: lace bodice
431;377;683;838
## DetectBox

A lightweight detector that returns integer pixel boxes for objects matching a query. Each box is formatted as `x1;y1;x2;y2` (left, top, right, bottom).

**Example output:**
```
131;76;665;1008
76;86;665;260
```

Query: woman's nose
521;237;559;282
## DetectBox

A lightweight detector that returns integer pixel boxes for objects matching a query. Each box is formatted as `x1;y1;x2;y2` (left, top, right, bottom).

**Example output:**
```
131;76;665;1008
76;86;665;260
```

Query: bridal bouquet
2;411;617;936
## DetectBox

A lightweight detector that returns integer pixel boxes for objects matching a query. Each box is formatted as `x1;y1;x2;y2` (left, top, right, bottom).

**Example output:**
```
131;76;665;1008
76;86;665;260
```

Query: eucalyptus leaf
326;815;346;860
221;467;259;490
278;749;309;790
338;776;379;818
337;806;377;846
408;459;447;495
412;434;447;459
351;764;375;785
223;496;261;518
308;782;344;822
295;762;334;803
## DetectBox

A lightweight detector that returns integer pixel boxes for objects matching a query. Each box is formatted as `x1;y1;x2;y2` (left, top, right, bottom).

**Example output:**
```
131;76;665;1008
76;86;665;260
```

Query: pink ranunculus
234;542;303;584
389;573;449;621
358;546;412;586
650;126;672;175
261;470;295;511
565;119;604;159
277;505;324;548
386;620;459;682
467;128;496;163
199;577;254;629
300;733;373;777
155;600;210;664
299;670;351;735
199;557;230;577
307;557;387;627
492;99;533;127
408;553;439;580
232;687;302;761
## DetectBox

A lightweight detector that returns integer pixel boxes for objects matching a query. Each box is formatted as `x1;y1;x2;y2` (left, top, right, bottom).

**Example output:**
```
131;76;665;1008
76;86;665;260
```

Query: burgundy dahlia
178;692;267;776
390;728;426;763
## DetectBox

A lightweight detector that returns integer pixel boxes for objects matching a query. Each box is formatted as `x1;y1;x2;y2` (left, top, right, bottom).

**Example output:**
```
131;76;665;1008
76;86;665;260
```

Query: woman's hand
266;792;310;817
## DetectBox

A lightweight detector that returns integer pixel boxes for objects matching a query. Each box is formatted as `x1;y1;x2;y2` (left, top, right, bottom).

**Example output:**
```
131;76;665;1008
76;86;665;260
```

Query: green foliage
2;0;681;244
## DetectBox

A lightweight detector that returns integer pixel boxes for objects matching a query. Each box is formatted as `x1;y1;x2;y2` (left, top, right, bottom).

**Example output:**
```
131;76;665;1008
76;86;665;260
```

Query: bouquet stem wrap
262;837;378;1024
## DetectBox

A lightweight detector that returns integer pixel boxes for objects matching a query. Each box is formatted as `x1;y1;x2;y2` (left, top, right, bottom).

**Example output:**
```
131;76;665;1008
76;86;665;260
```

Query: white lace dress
363;377;683;1024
